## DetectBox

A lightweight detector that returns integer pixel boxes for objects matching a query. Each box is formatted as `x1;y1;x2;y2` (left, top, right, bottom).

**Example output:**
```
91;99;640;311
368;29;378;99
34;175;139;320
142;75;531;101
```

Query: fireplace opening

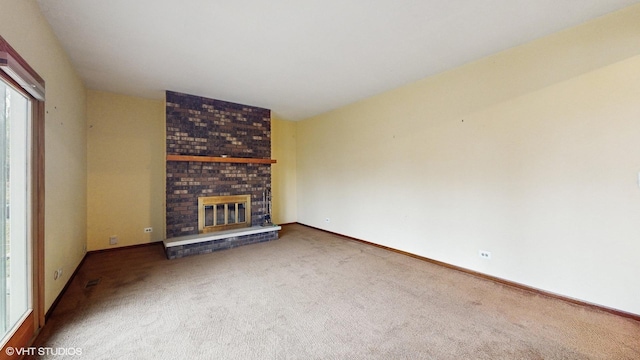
198;195;251;233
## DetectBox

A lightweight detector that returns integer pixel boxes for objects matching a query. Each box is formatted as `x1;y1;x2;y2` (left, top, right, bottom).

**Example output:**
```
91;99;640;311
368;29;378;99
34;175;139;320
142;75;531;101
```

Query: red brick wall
165;91;271;238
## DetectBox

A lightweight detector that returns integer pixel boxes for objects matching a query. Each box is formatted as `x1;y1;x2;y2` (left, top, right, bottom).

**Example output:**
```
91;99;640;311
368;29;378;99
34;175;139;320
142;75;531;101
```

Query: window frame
0;35;45;356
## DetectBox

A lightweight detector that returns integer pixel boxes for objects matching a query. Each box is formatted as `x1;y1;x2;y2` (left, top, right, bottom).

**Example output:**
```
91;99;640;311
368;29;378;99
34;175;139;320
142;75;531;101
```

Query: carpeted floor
31;224;640;359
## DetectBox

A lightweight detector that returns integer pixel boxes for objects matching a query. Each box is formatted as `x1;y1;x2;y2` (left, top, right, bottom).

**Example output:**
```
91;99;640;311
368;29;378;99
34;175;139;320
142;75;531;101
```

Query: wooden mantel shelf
167;154;276;164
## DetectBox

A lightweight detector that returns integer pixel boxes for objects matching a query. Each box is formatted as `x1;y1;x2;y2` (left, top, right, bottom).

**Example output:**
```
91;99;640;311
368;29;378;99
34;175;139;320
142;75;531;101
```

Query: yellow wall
271;115;297;224
87;90;165;250
297;5;640;315
0;0;87;311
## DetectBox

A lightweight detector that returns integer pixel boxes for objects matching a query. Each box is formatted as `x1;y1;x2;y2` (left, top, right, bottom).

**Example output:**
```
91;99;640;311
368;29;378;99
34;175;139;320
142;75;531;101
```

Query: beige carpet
31;224;640;359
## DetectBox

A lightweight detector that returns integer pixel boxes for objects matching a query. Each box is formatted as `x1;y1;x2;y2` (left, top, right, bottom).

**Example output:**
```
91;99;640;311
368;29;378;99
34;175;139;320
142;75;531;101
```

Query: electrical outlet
144;227;153;233
325;218;330;223
479;250;491;259
109;236;118;245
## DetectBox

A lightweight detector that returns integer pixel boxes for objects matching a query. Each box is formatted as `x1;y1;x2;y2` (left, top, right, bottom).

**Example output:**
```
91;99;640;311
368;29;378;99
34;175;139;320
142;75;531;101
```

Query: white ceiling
37;0;640;120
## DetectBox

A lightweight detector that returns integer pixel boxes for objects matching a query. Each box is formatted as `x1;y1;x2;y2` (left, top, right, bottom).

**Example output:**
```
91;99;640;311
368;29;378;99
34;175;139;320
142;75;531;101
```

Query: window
0;77;31;341
0;35;45;356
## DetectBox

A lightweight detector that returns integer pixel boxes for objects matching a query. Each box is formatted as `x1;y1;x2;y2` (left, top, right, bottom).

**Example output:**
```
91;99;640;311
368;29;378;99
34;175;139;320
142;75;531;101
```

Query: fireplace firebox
199;195;251;233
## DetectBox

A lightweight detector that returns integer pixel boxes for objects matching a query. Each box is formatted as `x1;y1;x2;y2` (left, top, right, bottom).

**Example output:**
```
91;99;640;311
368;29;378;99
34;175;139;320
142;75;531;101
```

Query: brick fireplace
163;91;280;259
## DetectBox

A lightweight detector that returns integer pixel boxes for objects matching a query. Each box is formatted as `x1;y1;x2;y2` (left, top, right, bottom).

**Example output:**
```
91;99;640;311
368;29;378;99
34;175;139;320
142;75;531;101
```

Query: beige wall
297;5;640;315
271;115;297;224
87;90;165;251
0;0;87;311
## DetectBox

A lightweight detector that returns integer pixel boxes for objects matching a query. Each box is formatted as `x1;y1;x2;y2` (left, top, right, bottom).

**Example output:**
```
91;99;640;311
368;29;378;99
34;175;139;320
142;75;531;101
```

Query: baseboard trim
44;252;88;322
88;240;164;254
44;242;163;322
296;223;640;323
